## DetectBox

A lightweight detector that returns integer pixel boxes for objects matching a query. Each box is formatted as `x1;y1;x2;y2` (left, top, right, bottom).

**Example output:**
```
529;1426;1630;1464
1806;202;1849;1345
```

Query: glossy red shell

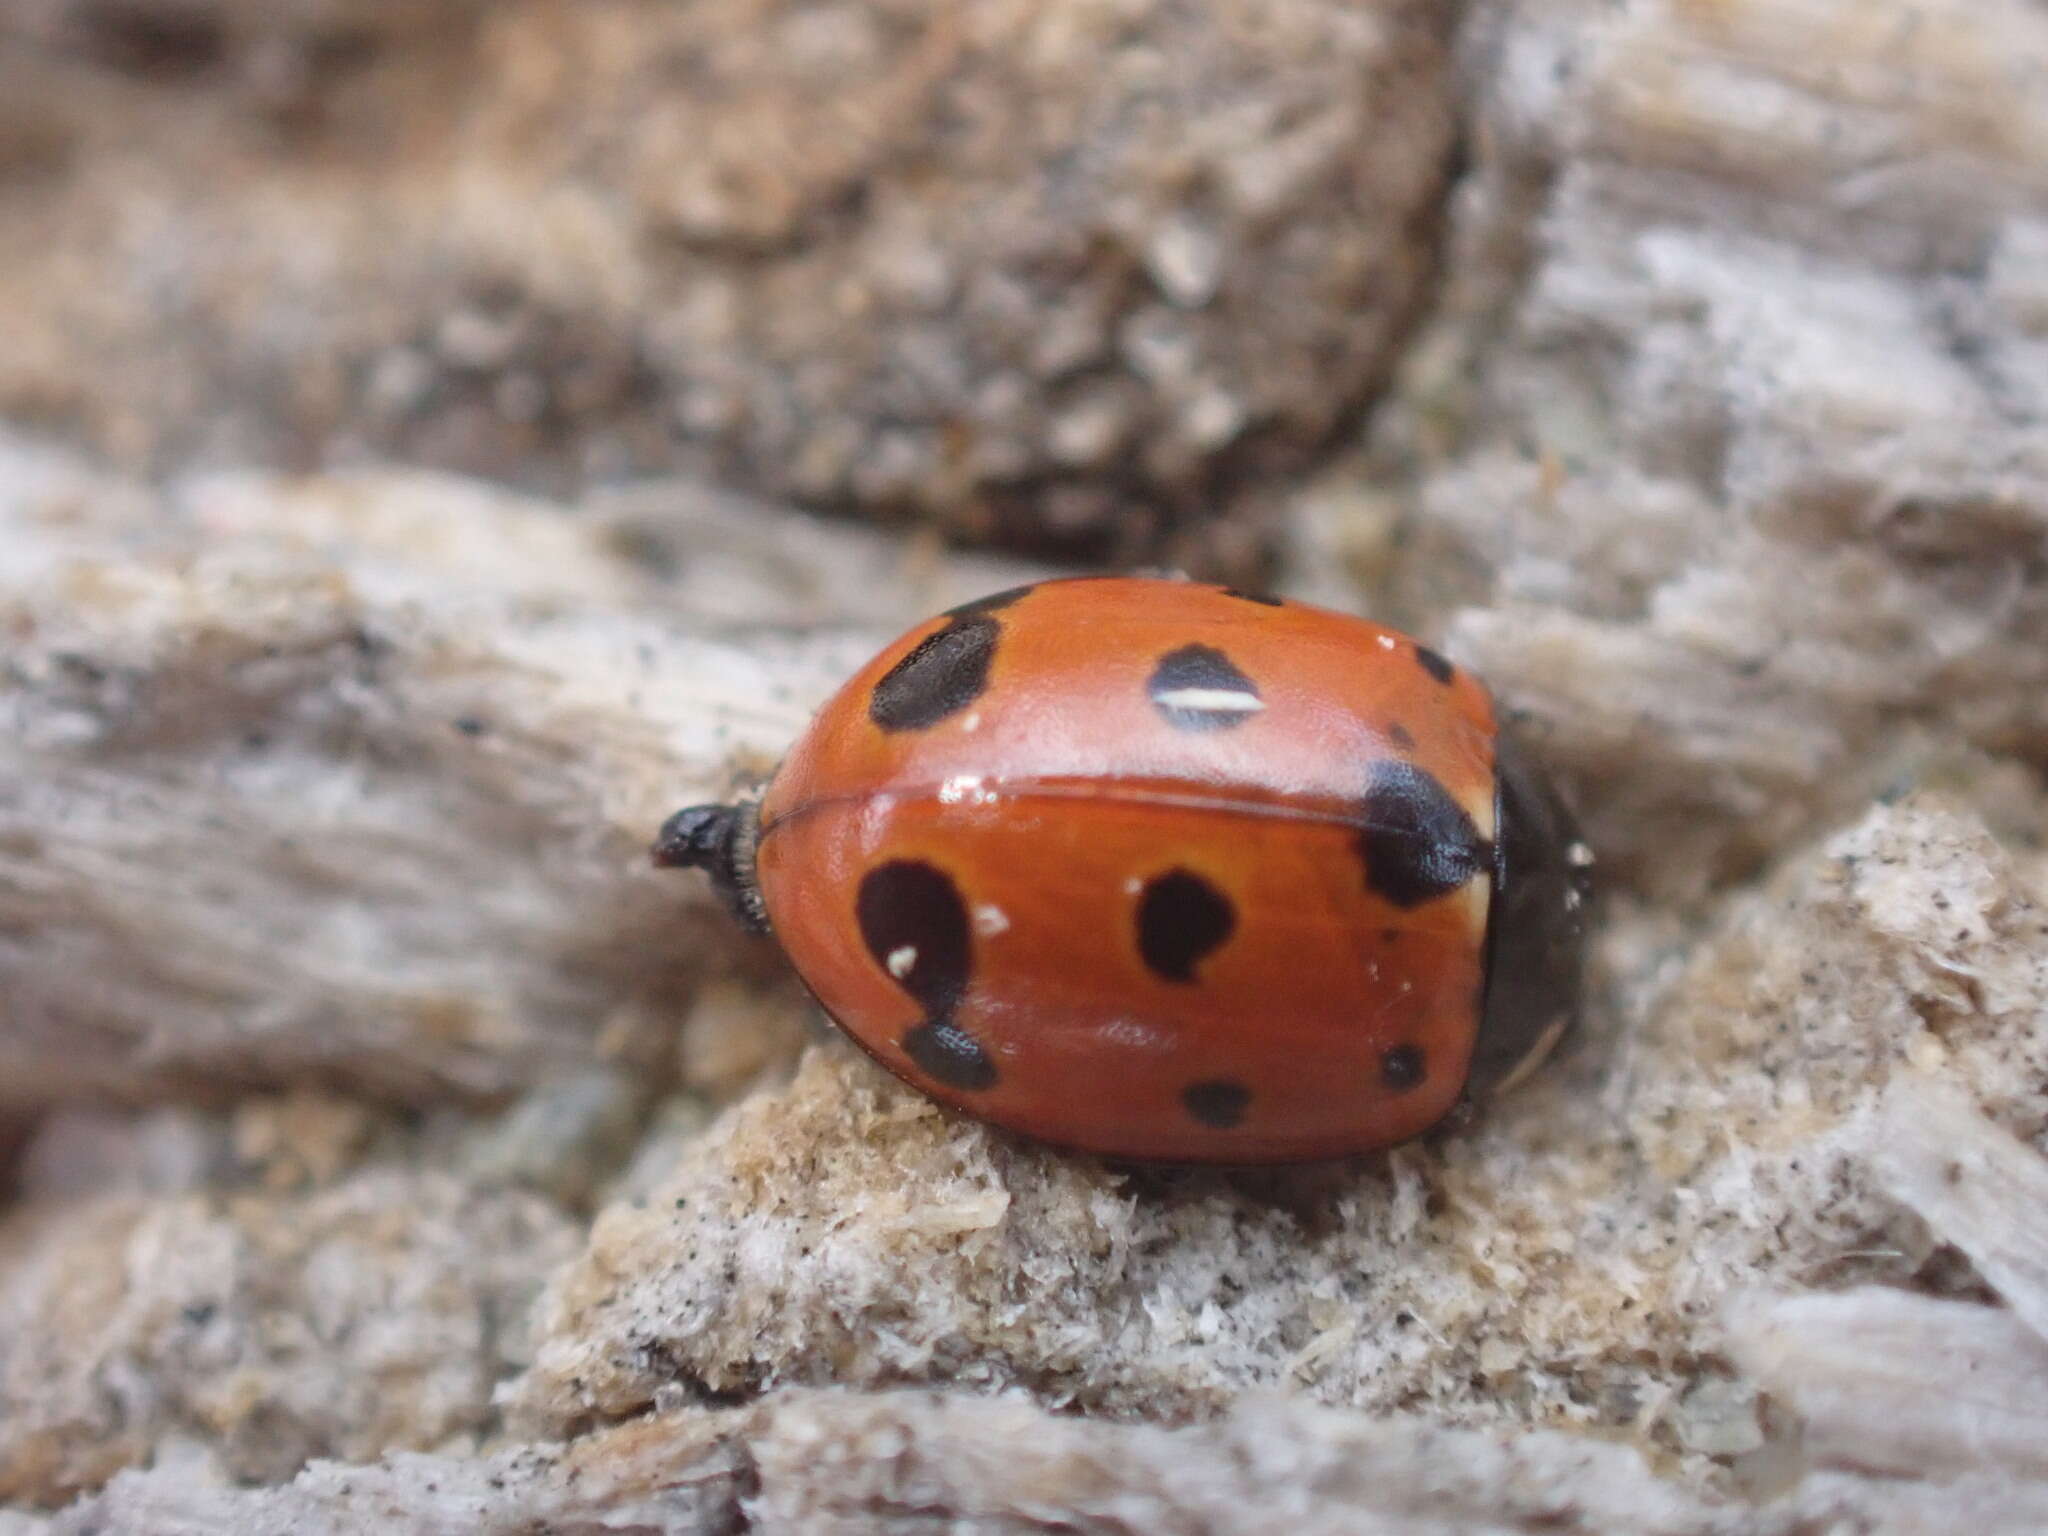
754;577;1505;1163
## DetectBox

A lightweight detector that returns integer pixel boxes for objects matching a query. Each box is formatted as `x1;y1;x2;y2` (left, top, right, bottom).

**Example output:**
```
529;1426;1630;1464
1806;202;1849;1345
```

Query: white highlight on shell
961;712;982;733
886;945;918;978
1123;876;1144;896
1102;1017;1171;1052
1567;841;1596;867
1376;634;1397;650
973;904;1009;936
1152;687;1265;716
938;774;997;805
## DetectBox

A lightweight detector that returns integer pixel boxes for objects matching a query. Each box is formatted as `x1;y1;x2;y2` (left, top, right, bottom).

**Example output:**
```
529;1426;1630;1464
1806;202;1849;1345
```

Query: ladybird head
652;801;768;933
1471;728;1592;1095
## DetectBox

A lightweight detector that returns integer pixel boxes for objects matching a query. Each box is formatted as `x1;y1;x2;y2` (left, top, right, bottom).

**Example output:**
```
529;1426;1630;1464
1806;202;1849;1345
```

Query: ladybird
655;576;1590;1164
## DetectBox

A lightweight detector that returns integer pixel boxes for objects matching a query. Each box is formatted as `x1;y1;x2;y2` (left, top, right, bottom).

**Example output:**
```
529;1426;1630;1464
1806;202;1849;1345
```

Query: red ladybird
656;576;1590;1164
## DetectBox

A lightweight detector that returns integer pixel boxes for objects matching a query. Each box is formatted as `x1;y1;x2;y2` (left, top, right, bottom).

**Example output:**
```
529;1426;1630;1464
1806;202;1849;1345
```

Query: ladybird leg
651;802;769;933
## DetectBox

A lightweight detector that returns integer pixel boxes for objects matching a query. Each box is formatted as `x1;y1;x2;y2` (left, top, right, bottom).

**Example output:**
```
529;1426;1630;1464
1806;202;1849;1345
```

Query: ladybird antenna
651;802;769;933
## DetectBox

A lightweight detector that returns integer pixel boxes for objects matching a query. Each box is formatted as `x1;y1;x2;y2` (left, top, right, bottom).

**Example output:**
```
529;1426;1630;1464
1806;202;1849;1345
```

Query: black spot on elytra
1381;1044;1426;1093
903;1019;998;1091
858;861;999;1091
1414;646;1456;685
857;861;972;1017
1136;869;1236;983
869;616;999;732
1356;760;1489;908
1220;587;1284;607
1182;1079;1251;1128
1148;644;1262;732
1386;722;1416;750
944;583;1037;618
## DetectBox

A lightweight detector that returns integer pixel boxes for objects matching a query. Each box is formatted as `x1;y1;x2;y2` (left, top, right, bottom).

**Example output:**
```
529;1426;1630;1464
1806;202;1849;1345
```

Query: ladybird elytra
656;576;1591;1164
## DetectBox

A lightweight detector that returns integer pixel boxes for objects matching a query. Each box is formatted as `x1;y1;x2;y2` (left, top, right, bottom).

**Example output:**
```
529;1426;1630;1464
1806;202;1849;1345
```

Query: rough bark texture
1288;0;2048;901
505;798;2048;1447
4;0;2048;1530
0;0;1456;565
0;443;1035;1107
